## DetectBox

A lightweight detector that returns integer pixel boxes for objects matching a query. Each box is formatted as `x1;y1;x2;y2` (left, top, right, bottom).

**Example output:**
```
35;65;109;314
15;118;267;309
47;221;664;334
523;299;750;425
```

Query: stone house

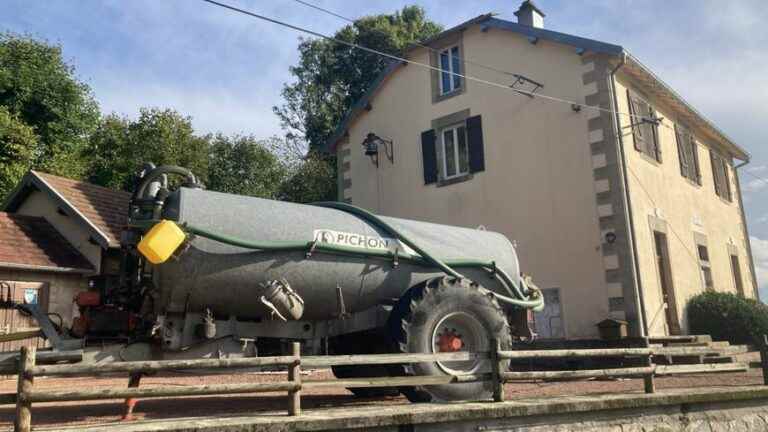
324;1;757;339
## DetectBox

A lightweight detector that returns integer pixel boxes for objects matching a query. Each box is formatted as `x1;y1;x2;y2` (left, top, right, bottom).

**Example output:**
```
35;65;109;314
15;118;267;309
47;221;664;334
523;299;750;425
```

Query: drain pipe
734;159;760;299
607;53;649;337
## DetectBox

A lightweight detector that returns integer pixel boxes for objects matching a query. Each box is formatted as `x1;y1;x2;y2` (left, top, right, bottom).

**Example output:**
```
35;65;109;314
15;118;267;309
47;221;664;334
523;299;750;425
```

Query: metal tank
157;187;523;321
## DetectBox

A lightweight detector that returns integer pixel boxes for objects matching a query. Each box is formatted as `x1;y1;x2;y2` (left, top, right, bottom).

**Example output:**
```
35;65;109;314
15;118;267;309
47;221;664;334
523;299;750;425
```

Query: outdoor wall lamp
361;132;394;167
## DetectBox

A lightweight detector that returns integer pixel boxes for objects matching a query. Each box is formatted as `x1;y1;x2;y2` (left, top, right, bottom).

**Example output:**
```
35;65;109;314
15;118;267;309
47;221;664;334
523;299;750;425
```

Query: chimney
514;1;545;29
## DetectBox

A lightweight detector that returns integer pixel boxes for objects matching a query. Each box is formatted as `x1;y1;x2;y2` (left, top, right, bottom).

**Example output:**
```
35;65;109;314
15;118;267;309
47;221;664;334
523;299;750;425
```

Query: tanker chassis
5;165;544;403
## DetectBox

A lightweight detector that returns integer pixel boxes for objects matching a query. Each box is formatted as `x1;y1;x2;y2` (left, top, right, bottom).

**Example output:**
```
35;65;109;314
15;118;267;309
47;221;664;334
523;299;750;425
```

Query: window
710;150;732;202
698;245;714;291
421;115;485;185
627;90;661;162
730;253;745;297
675;125;701;184
441;124;469;179
653;232;681;335
439;46;462;95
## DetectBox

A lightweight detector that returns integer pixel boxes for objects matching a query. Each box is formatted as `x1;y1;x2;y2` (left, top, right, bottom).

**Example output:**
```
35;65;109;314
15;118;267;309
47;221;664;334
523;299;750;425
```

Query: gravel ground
0;368;763;429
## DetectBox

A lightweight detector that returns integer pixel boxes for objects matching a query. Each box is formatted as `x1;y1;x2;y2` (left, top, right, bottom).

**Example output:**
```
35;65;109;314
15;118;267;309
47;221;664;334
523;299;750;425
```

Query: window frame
697;244;714;291
439;123;470;180
438;45;462;96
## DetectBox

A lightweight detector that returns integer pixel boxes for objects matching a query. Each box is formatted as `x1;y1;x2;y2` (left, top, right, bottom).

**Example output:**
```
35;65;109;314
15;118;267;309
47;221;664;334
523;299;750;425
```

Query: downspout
607;53;649;337
734;159;760;299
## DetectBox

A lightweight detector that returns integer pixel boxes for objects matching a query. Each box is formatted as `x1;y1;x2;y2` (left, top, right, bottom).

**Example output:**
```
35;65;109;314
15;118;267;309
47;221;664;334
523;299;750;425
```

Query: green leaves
86;109;209;191
0;33;100;179
273;5;442;151
688;291;768;345
0;106;36;197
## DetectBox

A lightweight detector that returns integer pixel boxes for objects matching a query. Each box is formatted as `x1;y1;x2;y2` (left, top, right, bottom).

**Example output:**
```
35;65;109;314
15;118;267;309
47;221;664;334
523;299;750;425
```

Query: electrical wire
201;0;764;291
200;0;655;126
206;0;763;172
290;0;526;79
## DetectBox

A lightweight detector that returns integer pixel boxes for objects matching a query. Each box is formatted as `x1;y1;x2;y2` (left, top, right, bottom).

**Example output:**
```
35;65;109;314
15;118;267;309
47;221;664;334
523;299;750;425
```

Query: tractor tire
388;277;513;402
329;330;400;398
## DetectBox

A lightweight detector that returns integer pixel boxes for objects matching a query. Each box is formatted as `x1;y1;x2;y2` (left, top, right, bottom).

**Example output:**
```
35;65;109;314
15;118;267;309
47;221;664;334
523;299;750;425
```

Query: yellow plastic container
137;220;187;264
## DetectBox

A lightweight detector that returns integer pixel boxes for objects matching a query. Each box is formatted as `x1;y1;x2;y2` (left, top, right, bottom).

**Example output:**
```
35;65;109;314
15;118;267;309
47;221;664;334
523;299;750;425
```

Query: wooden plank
501;367;654;381
302;351;486;368
498;348;652;359
304;374;484;389
760;335;768;386
651;346;722;356
0;350;83;374
0;392;15;405
491;339;504;402
29;381;300;403
30;354;297;377
288;342;301;417
15;345;35;432
0;330;41;343
655;363;748;376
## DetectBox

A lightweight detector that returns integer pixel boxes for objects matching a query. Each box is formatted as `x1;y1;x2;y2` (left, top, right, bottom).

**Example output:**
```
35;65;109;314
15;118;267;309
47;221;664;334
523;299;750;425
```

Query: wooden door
0;281;49;352
653;233;681;335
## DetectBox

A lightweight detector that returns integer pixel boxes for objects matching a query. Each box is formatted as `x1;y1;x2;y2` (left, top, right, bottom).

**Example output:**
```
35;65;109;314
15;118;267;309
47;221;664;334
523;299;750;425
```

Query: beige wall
0;269;86;327
614;76;755;336
16;190;103;273
340;26;612;339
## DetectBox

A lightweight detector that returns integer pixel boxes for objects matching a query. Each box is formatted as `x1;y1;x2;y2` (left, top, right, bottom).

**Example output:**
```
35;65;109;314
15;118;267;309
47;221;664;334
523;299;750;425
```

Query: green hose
179;202;543;311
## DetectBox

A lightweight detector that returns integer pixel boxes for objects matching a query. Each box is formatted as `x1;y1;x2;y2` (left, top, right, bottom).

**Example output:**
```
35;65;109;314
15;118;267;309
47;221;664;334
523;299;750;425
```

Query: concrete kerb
45;385;768;432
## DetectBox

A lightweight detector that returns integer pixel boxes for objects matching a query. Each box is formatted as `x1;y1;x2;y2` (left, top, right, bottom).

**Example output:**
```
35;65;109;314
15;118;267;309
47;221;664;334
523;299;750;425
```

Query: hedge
687;291;768;346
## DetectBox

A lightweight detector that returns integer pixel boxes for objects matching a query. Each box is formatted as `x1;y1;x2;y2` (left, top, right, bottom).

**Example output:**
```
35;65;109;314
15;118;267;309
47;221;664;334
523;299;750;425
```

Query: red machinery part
75;291;101;307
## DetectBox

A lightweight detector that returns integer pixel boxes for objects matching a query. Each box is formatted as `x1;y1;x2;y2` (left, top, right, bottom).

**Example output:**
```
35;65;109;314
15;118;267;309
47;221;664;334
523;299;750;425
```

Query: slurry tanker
2;165;543;402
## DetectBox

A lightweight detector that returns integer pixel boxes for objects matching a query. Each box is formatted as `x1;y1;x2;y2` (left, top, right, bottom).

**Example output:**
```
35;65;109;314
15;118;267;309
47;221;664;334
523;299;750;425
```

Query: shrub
687;291;768;345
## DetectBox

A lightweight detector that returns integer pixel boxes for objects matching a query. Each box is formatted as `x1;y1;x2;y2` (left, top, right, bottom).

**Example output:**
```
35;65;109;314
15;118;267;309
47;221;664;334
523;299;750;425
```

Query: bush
687;291;768;345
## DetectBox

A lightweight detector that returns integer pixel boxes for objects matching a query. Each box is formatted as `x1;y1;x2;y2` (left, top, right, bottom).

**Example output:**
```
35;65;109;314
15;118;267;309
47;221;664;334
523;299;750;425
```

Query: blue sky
3;0;768;297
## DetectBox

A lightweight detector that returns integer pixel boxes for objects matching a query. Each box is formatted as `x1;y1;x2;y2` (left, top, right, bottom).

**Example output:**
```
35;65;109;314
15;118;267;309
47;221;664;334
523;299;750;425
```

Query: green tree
0;33;100;177
0;106;36;198
274;6;441;151
278;151;337;203
207;134;286;198
87;108;209;190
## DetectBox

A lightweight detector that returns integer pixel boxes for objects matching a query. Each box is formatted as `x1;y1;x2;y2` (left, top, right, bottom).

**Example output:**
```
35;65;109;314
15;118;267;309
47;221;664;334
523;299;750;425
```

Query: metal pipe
734;159;760;299
608;53;648;337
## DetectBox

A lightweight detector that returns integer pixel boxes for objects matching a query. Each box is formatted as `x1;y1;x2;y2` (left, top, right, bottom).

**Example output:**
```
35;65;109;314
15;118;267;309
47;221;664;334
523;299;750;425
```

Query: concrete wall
614;75;756;336
15;190;103;273
339;25;610;339
0;269;85;327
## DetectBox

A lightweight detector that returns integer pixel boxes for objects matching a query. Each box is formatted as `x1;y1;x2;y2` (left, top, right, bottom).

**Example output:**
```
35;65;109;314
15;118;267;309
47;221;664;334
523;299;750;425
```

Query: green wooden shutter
676;125;689;179
421;129;438;184
627;90;643;151
466;115;485;173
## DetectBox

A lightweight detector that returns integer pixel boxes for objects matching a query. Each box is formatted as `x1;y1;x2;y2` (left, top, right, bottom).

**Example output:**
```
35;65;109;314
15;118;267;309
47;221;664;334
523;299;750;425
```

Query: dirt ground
0;368;763;429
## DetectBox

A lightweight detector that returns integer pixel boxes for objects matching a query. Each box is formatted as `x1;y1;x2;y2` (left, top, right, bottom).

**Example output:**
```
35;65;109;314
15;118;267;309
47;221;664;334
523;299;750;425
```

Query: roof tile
0;212;93;271
33;172;131;246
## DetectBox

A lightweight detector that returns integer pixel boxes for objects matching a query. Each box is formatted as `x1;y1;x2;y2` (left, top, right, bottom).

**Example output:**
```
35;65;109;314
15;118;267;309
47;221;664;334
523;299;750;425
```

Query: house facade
325;2;757;339
1;171;130;341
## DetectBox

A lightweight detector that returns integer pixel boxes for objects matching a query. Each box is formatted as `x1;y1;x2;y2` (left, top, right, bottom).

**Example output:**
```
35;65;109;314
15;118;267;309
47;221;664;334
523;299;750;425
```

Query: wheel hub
437;329;464;352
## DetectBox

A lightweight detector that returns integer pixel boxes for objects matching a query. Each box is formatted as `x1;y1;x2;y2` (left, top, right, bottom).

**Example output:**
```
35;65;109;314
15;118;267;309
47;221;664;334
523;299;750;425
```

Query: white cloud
743;178;768;193
751;236;768;301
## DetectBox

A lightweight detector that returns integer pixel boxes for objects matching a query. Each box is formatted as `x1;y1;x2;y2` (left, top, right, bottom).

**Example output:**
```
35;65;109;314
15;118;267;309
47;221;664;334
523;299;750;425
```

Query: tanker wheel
329;330;400;398
389;276;512;402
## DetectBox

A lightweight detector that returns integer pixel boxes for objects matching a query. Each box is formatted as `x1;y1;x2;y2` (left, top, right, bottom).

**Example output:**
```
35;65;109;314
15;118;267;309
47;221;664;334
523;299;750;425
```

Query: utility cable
203;0;763;254
207;0;761;170
200;0;659;126
290;0;527;79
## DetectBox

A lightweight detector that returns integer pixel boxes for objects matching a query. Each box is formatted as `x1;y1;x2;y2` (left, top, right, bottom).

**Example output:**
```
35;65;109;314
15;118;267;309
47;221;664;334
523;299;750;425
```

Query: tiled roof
32;172;131;246
0;212;93;272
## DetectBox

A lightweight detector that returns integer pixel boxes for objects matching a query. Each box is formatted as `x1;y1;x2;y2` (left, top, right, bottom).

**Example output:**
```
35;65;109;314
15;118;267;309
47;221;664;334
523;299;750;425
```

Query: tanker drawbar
44;164;545;402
